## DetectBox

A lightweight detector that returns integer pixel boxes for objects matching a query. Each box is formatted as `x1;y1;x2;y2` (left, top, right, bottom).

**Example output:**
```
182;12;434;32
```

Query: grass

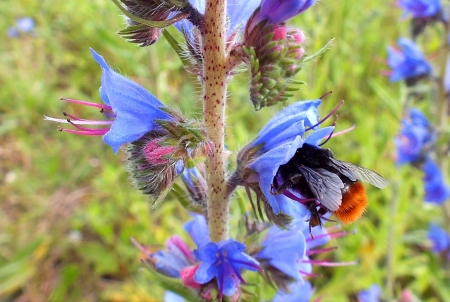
1;0;449;301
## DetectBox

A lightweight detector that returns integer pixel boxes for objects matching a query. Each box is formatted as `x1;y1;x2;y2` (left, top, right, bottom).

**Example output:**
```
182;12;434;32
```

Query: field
1;0;449;301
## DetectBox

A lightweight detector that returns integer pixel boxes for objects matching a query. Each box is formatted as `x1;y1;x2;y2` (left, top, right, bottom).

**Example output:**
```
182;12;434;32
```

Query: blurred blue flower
422;159;450;204
398;0;441;18
387;38;431;82
394;108;432;165
272;280;313;302
258;0;315;24
7;17;34;37
193;240;261;298
246;99;334;217
428;223;450;253
358;284;381;302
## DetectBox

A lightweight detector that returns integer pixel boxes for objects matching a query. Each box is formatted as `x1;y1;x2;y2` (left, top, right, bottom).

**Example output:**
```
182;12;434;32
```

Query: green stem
203;0;229;242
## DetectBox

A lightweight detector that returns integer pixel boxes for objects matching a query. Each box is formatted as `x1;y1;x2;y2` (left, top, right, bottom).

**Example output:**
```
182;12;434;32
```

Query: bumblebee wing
329;159;389;189
298;166;344;211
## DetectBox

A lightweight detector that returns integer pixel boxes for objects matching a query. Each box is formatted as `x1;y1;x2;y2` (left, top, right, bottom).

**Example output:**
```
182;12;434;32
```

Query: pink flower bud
180;265;202;289
143;137;176;165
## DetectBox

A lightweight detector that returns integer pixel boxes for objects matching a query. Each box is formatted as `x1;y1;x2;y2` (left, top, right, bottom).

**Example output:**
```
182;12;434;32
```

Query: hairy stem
202;0;229;242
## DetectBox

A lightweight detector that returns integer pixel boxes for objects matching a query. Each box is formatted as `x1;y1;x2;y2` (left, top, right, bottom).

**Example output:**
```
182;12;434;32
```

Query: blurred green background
1;0;449;301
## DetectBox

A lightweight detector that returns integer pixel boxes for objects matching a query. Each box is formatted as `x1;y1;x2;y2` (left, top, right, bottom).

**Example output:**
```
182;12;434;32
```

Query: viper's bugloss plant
46;0;390;300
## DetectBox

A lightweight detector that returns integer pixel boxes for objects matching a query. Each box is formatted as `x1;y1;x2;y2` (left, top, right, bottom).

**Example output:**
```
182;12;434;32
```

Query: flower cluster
395;108;450;204
238;98;387;228
45;49;211;204
46;0;391;300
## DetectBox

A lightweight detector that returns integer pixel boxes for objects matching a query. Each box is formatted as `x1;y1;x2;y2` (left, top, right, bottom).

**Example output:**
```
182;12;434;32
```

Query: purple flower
387;38;431;82
45;48;172;153
272;280;313;302
193;240;261;298
398;0;441;18
394;108;432;165
358;284;381;302
245;99;334;217
428;223;450;253
7;17;34;37
258;0;315;24
422;159;450;204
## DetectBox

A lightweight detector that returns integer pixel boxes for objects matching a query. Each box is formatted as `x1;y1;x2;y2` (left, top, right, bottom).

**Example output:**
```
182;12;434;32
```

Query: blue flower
246;100;334;217
387;38;431;82
398;0;441;18
358;284;381;302
90;48;173;152
193;240;261;298
256;223;308;281
272;280;313;302
258;0;315;24
184;213;209;247
394;108;432;165
422;159;450;204
45;49;173;153
428;223;450;253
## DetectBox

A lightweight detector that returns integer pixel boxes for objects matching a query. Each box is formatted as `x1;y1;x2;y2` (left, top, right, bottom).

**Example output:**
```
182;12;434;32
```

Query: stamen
299;270;321;277
318;118;337;147
45;115;113;125
60;97;112;110
67;119;110;132
305;100;344;131
58;127;108;136
319;91;333;99
63;112;83;121
331;124;356;137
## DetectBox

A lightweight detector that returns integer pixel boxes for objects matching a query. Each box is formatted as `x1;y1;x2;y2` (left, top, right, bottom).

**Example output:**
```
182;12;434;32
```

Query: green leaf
162;29;191;67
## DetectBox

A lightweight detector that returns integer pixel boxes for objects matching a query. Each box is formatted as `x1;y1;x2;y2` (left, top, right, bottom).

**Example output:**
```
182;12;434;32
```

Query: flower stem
202;0;229;242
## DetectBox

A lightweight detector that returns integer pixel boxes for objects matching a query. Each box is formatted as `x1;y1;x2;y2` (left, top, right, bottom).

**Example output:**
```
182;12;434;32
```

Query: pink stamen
331;124;356;138
130;237;153;259
305;100;344;131
299;270;321;277
67;119;110;132
60;97;112;110
58;127;108;136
